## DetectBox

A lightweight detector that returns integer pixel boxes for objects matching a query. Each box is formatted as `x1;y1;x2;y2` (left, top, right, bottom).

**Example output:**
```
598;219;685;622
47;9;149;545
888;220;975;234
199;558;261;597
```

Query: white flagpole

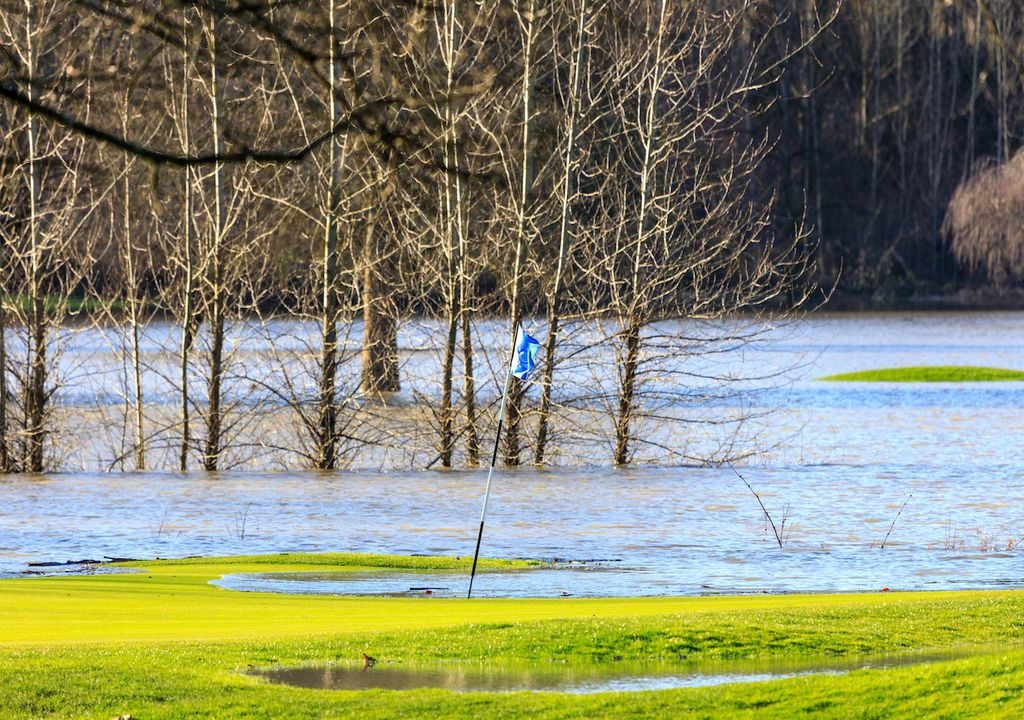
467;327;520;599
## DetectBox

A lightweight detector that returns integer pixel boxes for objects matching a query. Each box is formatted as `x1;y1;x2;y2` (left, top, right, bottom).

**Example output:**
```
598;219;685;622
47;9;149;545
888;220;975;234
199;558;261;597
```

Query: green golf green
1;553;1023;718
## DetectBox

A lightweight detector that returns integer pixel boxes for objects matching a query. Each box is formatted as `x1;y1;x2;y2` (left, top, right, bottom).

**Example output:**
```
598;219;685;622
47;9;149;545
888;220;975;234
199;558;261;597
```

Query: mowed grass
2;553;1024;718
821;365;1024;382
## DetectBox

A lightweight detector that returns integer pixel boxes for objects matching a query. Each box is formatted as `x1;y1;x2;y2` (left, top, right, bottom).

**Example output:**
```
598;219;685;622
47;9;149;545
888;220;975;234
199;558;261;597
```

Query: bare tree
534;0;598;465
499;0;553;466
0;1;95;472
593;0;814;465
425;0;500;467
316;0;347;468
946;148;1024;288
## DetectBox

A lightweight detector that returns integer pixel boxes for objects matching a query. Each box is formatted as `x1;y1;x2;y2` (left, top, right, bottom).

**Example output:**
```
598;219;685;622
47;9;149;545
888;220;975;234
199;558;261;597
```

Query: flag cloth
511;327;540;380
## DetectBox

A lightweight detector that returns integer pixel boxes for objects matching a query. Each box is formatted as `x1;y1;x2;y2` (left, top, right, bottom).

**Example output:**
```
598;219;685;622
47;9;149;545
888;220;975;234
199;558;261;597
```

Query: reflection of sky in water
3;461;1023;593
1;312;1023;593
255;648;997;693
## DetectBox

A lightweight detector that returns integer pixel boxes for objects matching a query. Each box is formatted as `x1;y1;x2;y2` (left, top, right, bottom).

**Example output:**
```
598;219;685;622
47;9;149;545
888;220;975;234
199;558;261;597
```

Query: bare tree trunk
896;2;908;238
437;0;467;467
26;295;45;473
203;11;227;471
800;0;824;278
461;298;479;465
24;0;45;473
437;6;458;468
536;0;589;465
360;196;400;395
869;0;881;230
179;7;196;472
963;0;981;181
317;0;343;469
503;0;540;466
120;113;146;470
0;301;6;472
995;2;1009;163
359;153;399;395
613;0;665;466
180;178;195;471
613;320;640;466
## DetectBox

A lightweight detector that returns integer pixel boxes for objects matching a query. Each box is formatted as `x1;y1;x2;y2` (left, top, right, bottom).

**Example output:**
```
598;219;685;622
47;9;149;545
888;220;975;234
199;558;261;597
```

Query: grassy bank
821;365;1024;382
2;554;1023;718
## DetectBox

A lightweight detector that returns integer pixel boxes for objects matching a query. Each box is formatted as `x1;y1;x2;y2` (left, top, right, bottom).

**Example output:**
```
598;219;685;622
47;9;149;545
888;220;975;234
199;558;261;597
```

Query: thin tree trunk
25;0;45;472
122;116;146;470
896;2;908;238
453;6;478;465
0;303;7;471
461;300;479;465
996;6;1008;163
536;0;588;465
180;184;195;471
27;294;45;473
179;7;195;472
438;0;464;467
869;0;880;228
503;0;538;466
614;0;666;466
801;0;824;278
318;0;342;469
360;192;400;395
963;0;981;180
203;12;227;471
440;291;458;466
613;319;640;466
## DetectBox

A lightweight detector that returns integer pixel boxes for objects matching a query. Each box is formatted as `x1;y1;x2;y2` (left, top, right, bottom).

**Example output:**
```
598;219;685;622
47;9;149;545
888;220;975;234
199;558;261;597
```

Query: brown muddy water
2;312;1023;595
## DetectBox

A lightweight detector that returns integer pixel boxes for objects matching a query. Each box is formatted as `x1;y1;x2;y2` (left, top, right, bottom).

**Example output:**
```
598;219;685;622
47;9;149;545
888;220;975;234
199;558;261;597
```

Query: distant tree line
0;0;1017;473
762;0;1024;296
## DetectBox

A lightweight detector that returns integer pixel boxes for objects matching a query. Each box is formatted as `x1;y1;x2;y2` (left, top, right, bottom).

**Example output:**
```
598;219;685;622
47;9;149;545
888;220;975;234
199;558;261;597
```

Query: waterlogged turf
254;647;1005;694
2;553;1024;718
821;365;1024;382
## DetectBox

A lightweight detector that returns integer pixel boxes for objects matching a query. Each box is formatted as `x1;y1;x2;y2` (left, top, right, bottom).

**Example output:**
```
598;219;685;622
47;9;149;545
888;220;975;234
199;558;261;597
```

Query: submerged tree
0;1;94;472
592;0;816;465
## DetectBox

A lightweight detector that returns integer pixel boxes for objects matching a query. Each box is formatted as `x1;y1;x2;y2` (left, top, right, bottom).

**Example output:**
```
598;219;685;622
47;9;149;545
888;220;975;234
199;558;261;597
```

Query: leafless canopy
946;149;1024;288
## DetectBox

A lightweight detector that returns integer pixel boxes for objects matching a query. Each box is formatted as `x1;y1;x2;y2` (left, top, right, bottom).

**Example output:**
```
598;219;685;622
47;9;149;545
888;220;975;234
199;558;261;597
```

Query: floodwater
253;648;1001;693
1;312;1023;595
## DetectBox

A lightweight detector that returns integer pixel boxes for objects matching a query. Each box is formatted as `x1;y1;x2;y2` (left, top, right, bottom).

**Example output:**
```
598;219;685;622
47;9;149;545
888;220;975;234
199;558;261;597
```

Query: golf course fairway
1;553;1022;718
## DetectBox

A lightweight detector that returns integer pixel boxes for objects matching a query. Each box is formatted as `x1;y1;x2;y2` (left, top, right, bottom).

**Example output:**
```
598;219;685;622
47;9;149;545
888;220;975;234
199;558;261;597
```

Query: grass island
820;366;1024;382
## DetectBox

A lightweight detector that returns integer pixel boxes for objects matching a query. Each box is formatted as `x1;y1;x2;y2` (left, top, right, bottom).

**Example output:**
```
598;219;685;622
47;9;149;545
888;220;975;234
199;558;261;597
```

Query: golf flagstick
467;325;538;599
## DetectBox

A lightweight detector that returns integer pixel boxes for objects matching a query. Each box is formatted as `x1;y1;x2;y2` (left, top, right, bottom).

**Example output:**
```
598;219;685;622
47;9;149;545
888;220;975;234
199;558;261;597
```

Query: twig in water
880;493;912;550
727;462;784;549
234;502;254;542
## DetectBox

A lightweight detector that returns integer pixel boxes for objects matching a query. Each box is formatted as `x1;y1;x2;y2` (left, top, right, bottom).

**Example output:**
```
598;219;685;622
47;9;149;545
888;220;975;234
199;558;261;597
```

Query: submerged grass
2;553;1023;718
820;365;1024;382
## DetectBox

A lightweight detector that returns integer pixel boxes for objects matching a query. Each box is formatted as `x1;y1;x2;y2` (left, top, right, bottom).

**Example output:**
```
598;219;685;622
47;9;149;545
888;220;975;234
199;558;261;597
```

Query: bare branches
0;81;421;167
946;148;1024;288
728;462;785;549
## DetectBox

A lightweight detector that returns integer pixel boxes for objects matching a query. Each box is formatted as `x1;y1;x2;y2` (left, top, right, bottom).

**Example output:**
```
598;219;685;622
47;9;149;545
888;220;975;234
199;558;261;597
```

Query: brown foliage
946;150;1024;288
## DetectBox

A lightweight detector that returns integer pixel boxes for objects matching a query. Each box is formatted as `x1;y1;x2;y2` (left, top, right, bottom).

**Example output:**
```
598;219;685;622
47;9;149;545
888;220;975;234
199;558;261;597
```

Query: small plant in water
933;524;1022;553
971;530;1022;553
233;502;255;542
152;509;172;540
942;523;964;551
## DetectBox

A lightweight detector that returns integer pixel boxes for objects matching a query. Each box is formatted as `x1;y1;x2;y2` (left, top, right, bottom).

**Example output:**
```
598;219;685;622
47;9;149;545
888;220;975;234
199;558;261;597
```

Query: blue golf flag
511;326;540;380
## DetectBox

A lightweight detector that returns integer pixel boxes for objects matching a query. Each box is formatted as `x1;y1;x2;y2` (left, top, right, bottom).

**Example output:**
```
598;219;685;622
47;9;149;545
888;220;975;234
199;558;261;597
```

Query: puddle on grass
252;648;1000;694
212;566;631;598
210;565;771;598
